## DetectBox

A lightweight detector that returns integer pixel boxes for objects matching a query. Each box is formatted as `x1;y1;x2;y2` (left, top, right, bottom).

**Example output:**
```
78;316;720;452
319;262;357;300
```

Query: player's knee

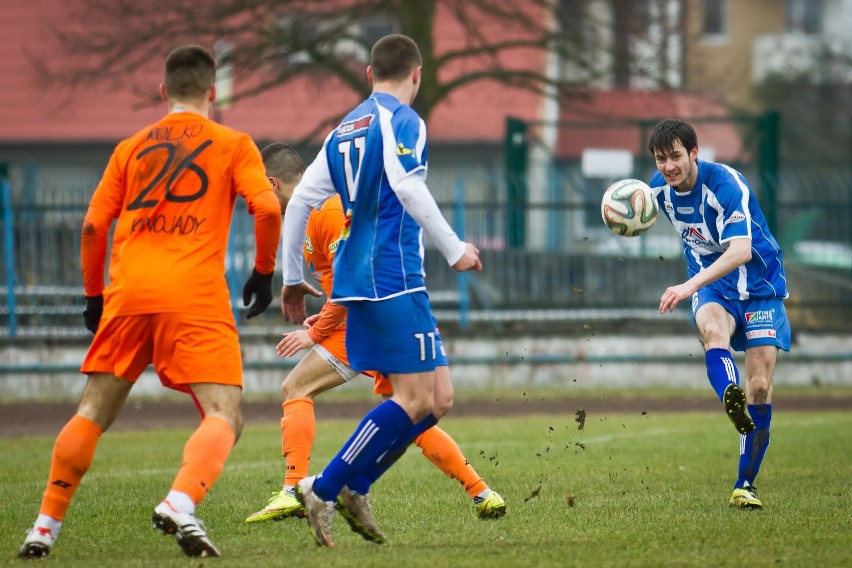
432;394;453;419
280;379;293;401
748;375;772;404
699;321;727;348
281;375;307;400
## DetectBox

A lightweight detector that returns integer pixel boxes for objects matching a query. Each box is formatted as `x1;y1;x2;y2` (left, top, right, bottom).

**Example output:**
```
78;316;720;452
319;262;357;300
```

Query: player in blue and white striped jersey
279;34;483;547
649;119;791;510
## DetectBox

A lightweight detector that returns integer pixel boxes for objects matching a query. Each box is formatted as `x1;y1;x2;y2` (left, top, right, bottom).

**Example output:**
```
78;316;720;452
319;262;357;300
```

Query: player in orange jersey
243;143;506;525
18;45;281;560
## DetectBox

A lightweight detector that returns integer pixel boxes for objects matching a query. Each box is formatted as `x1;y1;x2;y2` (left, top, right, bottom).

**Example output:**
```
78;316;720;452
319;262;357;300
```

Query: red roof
554;90;745;161
0;0;545;144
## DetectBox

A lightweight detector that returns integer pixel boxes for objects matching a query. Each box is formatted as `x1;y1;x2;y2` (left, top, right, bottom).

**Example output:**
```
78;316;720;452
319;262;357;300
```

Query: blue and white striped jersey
649;160;788;300
322;92;429;301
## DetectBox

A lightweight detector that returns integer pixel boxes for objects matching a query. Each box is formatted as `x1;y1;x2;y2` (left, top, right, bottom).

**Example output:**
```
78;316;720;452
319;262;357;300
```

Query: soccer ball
600;178;658;237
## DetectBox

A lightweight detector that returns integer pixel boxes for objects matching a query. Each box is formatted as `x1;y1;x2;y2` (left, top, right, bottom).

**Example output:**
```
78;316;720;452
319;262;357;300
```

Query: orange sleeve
81;149;125;296
305;199;346;343
306;301;347;344
231;134;281;274
248;190;281;274
80;206;114;296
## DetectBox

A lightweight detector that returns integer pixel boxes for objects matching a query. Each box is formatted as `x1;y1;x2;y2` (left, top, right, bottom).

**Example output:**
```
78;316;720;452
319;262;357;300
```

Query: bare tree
36;0;624;138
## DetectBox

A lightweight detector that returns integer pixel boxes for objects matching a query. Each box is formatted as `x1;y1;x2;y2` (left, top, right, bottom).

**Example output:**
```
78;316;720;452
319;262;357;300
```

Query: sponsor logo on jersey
337;114;374;136
677;207;694;214
681;226;709;247
746;329;777;339
397;143;414;156
726;211;746;224
305;236;314;254
745;310;774;323
328;238;340;255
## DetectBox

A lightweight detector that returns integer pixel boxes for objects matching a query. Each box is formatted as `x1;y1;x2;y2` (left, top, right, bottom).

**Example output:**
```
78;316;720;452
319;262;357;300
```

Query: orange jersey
304;196;344;298
299;195;380;383
81;112;281;320
303;196;347;344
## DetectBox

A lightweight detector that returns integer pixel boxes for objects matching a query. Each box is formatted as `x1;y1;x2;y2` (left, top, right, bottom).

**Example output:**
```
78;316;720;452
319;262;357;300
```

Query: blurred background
1;0;850;397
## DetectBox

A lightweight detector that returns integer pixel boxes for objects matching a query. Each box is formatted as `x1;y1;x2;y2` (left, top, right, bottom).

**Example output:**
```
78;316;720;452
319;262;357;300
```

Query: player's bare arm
276;329;315;357
277;300;345;357
659;238;752;313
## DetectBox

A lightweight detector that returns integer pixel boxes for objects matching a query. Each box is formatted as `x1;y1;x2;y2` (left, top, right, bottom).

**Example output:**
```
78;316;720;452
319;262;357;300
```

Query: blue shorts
344;291;447;374
691;288;791;352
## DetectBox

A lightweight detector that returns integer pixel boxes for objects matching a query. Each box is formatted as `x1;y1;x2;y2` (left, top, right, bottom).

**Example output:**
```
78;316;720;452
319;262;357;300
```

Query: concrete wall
2;332;849;401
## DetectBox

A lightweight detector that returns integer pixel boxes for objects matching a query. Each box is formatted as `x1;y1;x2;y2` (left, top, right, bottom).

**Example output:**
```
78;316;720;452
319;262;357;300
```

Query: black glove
242;269;273;319
83;295;103;333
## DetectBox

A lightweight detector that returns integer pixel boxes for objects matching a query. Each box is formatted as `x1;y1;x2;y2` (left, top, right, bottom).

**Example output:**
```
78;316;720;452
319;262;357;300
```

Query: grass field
1;407;850;567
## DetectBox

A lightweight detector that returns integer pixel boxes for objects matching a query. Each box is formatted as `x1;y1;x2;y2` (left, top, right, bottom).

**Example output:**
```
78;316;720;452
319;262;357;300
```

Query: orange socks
415;426;488;498
281;398;316;486
170;416;236;505
39;414;103;521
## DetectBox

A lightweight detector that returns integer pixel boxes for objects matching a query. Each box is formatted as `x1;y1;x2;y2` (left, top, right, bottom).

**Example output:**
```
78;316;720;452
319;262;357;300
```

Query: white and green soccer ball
600;178;658;237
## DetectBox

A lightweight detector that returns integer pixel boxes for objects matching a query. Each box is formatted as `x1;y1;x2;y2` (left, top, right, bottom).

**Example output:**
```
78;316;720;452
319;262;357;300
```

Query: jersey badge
725;211;746;224
396;143;414;156
337;114;373;136
340;210;352;240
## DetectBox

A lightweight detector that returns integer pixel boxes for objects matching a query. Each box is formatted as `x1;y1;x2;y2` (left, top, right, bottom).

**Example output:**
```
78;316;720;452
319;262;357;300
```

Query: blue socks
736;404;772;488
312;399;413;501
347;414;439;494
705;348;740;401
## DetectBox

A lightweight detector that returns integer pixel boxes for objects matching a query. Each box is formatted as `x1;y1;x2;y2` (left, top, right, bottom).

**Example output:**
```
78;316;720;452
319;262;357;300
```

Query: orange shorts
317;326;348;366
318;327;385;393
81;313;243;393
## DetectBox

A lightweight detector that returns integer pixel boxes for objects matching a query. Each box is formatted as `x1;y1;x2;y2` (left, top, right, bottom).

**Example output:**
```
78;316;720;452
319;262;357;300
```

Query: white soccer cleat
152;500;221;558
18;525;57;558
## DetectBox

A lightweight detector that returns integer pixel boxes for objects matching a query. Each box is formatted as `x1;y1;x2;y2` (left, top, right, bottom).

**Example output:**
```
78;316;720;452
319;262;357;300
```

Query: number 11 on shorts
414;332;436;361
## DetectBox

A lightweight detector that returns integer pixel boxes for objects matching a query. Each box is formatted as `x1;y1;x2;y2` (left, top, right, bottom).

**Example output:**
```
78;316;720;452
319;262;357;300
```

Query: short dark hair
164;45;216;100
261;143;305;183
648;119;698;156
369;34;422;82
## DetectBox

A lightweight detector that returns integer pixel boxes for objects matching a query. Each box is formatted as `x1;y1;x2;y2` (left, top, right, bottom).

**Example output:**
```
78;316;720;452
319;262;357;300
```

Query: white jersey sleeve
392;172;465;266
282;142;336;285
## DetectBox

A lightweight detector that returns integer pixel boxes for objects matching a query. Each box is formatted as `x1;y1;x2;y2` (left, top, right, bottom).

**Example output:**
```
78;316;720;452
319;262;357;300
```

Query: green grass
1;409;850;567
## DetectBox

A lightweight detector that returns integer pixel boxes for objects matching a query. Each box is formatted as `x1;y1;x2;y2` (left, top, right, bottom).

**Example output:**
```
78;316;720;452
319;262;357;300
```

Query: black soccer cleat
723;384;755;434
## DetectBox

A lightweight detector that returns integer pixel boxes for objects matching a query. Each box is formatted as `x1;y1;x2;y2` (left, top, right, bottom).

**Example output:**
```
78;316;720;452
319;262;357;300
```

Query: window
702;0;726;36
360;16;398;49
271;13;399;66
352;15;399;61
787;0;823;33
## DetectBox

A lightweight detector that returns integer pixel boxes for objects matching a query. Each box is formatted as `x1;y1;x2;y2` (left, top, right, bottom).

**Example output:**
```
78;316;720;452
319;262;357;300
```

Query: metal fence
2;168;850;337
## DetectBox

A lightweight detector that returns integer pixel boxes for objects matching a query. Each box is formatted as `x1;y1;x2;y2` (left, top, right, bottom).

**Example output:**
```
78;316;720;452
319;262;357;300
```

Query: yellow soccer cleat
729;485;763;509
245;490;305;523
474;490;507;519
